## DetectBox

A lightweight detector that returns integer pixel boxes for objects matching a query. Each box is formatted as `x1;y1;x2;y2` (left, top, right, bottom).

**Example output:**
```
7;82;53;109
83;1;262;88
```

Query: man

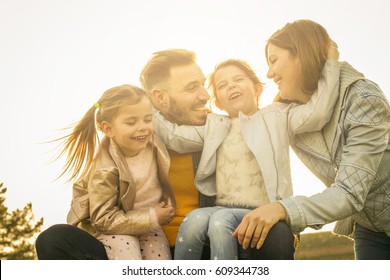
139;49;213;252
140;49;294;259
35;49;293;259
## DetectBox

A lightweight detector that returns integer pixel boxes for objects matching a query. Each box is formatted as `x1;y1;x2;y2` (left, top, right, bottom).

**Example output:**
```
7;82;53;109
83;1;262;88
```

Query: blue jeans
174;207;249;260
354;224;390;260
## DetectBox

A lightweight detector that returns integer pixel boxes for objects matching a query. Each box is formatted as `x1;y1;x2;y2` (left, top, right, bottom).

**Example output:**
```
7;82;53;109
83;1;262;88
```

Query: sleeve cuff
278;198;306;233
149;207;161;232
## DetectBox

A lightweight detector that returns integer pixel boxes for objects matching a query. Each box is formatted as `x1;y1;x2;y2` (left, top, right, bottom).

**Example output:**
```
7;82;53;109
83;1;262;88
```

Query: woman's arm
234;81;390;248
288;42;340;135
152;109;205;153
282;82;390;233
288;60;340;135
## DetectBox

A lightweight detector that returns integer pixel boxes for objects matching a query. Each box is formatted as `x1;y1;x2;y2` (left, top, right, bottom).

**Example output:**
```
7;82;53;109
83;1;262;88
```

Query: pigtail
56;105;99;182
53;84;148;182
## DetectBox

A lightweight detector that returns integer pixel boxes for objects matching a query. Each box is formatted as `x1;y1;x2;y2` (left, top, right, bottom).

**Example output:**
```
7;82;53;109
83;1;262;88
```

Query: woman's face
214;65;261;117
266;43;310;104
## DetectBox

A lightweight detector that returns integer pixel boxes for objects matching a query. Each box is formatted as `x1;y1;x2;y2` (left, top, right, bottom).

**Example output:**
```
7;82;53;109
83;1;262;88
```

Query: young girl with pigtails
57;84;175;260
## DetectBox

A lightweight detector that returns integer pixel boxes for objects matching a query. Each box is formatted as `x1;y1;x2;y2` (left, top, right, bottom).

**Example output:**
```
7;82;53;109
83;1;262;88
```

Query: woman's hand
155;202;175;226
327;39;339;61
232;202;287;249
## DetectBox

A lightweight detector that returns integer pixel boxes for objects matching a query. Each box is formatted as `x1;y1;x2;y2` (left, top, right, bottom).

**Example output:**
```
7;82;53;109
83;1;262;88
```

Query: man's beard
165;97;207;126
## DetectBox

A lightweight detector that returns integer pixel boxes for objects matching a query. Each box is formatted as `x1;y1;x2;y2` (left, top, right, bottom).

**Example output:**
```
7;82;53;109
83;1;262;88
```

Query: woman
233;19;390;260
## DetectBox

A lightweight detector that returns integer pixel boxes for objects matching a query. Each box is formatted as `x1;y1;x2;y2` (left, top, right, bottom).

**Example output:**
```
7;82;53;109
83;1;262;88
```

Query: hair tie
94;102;100;109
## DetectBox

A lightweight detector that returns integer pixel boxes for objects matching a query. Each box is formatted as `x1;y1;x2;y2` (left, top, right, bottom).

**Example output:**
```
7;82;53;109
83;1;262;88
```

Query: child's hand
327;40;339;61
155;202;175;226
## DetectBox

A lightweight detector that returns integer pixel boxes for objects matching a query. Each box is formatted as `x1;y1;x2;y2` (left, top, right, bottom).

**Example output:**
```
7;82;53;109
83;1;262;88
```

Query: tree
0;182;44;260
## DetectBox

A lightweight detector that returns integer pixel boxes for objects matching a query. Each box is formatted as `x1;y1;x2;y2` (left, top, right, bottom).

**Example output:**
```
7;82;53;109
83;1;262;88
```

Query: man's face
163;63;210;126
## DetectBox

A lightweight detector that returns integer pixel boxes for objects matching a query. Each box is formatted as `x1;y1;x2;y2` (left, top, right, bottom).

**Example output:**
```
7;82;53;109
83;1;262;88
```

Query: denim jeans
354;224;390;260
36;219;295;260
174;207;249;260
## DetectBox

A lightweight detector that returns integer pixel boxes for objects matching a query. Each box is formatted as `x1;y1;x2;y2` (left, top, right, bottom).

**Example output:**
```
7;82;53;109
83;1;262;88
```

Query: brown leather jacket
66;135;176;236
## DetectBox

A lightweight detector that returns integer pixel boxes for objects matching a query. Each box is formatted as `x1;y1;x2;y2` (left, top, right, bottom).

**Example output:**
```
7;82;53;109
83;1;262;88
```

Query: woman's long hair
266;19;331;97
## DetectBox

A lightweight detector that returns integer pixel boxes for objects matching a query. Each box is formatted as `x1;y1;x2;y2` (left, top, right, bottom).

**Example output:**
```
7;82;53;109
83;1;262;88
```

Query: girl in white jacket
154;46;339;259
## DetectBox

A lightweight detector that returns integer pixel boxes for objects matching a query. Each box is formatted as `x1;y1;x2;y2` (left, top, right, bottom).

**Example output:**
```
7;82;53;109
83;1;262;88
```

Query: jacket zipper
295;143;333;163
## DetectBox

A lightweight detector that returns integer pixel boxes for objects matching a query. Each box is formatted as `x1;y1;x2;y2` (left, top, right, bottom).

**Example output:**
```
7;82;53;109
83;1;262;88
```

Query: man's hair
140;49;197;96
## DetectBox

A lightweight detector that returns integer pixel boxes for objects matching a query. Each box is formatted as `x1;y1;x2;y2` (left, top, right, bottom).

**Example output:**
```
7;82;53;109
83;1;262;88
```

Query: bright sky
0;0;389;234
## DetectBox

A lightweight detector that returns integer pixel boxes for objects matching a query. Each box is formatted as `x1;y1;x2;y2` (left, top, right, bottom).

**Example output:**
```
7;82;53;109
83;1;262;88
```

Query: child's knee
183;210;212;229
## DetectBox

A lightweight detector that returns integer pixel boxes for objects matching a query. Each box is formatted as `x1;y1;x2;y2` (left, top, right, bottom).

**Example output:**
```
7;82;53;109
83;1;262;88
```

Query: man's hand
232;202;287;249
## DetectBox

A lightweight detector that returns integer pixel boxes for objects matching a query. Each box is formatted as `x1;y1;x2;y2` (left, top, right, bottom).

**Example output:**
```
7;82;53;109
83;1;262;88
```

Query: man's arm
153;109;205;153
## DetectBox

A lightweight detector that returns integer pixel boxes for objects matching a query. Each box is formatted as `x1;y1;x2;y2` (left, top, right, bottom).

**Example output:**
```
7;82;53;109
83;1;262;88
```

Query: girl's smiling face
214;65;262;117
102;96;154;157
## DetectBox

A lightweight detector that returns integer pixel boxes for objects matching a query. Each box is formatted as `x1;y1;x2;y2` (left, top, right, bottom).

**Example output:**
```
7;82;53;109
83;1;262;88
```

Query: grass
294;231;355;260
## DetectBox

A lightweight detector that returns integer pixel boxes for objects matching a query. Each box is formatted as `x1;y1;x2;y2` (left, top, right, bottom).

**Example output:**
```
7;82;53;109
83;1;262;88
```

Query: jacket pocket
67;194;90;225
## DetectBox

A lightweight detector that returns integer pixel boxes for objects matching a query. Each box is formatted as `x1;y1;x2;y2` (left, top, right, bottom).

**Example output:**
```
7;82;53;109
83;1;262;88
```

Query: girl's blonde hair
265;19;331;97
208;59;262;110
57;84;148;181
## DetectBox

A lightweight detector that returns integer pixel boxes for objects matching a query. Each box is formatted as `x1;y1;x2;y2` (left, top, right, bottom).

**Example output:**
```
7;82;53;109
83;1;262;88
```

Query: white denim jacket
284;62;390;237
153;60;340;205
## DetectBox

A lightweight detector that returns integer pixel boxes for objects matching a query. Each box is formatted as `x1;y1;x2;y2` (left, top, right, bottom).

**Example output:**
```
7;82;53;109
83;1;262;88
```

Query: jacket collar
97;136;155;183
326;62;365;144
294;62;365;159
107;137;133;183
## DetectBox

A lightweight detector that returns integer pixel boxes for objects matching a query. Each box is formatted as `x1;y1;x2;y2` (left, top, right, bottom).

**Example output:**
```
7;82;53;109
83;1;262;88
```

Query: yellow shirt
162;150;198;247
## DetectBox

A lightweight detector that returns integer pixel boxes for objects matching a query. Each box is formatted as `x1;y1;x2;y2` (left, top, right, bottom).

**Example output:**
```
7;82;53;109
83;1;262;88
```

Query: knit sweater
216;118;269;208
